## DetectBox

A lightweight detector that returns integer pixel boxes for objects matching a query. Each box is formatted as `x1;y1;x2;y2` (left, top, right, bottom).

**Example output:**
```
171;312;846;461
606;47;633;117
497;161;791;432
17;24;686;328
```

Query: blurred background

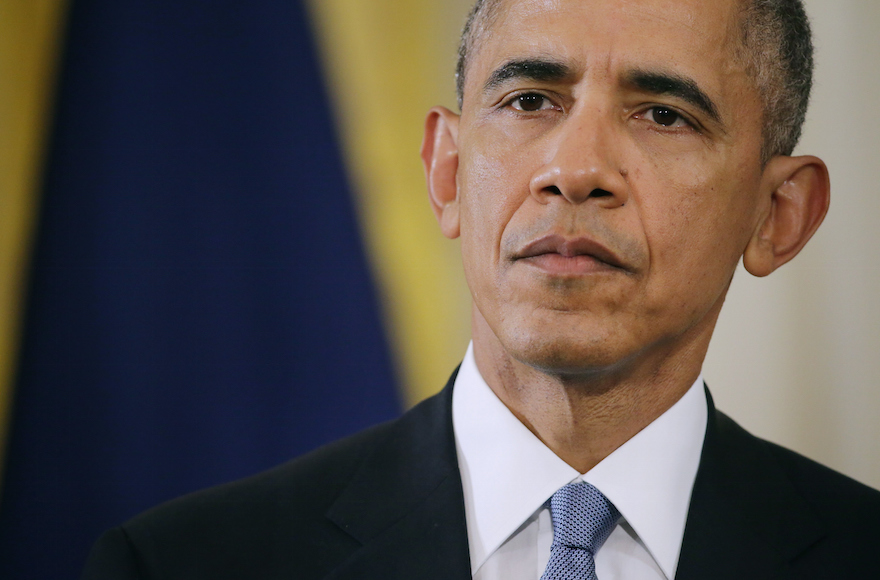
0;0;877;577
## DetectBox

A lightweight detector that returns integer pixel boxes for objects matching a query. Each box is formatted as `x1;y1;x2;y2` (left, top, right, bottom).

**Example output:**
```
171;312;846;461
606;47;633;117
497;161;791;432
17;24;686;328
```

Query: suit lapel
320;378;829;580
323;370;471;580
675;390;824;580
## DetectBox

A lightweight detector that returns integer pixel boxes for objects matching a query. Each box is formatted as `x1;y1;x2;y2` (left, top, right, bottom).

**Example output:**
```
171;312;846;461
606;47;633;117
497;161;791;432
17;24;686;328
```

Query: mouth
512;234;627;275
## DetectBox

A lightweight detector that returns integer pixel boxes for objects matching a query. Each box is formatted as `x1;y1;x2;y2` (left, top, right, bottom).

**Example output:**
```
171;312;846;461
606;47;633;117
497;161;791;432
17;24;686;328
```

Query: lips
513;234;626;274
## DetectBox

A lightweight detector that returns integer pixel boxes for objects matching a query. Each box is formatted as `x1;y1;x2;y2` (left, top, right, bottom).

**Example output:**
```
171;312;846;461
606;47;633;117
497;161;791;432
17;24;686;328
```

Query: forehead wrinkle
615;0;744;42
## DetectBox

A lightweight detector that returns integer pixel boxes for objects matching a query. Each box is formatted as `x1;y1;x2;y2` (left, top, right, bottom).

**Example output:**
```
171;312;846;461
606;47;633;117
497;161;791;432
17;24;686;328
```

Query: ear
421;106;461;239
743;155;830;277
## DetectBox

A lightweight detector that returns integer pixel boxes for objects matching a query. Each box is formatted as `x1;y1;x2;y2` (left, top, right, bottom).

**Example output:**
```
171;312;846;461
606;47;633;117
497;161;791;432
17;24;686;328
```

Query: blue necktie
540;482;621;580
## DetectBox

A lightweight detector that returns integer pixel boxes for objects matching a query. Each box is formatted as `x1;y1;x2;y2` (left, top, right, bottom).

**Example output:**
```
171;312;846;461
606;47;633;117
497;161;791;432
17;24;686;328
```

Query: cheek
640;145;756;248
634;154;759;310
458;144;535;269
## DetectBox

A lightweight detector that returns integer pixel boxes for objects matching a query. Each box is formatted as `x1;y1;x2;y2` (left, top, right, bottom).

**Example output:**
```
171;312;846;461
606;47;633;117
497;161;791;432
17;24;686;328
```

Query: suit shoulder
91;419;399;579
83;382;457;579
715;410;880;536
133;417;396;528
718;411;880;506
762;438;880;529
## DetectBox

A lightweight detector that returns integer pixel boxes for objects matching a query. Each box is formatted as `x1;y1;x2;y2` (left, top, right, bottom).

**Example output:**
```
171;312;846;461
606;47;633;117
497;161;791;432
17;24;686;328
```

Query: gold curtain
306;0;472;405
0;0;68;482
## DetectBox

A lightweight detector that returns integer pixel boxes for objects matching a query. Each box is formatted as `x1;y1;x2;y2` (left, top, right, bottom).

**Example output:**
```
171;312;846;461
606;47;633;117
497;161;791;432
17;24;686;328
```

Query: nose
529;105;629;208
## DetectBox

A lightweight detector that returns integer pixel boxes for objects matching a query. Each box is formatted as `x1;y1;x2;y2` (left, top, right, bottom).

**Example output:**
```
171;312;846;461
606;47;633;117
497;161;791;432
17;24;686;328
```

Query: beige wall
705;0;880;489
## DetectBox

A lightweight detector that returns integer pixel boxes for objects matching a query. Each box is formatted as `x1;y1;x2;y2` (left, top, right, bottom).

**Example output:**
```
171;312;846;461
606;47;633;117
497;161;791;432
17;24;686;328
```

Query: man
83;0;880;578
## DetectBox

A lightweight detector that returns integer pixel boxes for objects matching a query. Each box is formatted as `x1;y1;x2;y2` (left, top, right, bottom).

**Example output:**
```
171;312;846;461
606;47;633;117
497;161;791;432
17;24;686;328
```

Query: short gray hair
454;0;814;161
455;0;502;111
738;0;814;160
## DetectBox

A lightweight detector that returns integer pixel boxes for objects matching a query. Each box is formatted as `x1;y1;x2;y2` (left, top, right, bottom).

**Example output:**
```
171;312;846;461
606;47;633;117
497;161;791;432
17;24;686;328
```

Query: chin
501;326;629;377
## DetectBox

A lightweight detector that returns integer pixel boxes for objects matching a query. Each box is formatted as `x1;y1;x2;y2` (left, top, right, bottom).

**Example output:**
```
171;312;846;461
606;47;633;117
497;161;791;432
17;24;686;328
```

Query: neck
471;313;711;474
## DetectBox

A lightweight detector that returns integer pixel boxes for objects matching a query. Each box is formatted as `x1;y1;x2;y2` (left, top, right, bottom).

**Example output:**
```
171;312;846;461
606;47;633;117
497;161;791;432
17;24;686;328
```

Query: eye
508;93;555;112
642;106;691;128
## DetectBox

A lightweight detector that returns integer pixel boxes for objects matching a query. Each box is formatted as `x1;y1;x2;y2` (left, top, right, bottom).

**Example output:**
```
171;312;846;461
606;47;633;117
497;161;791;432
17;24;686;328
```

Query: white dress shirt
452;343;708;580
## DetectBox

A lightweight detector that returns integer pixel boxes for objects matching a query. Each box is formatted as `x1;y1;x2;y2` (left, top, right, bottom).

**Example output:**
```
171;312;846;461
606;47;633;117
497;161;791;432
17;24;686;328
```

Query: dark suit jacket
83;371;880;579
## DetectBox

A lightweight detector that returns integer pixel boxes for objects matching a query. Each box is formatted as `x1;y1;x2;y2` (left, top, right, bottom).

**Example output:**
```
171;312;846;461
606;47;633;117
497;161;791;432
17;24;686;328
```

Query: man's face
452;0;771;375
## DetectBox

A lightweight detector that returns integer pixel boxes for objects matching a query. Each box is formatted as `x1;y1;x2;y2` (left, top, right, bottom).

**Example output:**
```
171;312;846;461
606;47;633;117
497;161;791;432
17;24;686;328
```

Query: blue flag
0;1;401;577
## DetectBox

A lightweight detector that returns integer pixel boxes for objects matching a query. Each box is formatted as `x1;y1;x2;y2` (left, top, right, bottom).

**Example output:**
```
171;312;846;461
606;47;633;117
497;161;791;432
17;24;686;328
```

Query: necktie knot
541;482;620;580
549;482;620;551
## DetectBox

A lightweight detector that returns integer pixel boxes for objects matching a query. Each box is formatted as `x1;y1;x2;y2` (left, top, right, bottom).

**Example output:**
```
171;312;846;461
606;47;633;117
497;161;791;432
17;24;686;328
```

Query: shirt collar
452;342;707;578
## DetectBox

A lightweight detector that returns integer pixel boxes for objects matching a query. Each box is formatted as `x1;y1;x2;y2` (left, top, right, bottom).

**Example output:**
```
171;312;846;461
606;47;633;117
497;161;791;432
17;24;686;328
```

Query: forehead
468;0;747;103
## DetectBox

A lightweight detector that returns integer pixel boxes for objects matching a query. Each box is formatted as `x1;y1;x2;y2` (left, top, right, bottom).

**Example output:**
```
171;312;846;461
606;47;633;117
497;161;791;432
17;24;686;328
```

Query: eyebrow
624;69;721;123
483;58;574;94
